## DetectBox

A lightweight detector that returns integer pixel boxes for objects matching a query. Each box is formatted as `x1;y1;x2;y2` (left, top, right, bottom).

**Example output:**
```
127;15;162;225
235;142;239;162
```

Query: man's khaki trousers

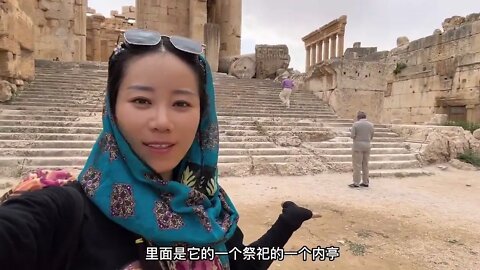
352;149;370;185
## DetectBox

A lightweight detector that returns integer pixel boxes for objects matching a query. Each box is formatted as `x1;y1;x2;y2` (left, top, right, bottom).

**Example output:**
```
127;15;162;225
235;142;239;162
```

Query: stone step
0;140;276;149
335;137;403;142
26;85;105;92
0;133;99;141
217;112;338;118
18;89;104;96
1;165;432;179
0;105;103;113
217;116;354;123
368;169;433;178
12;97;106;104
7;102;103;110
0;147;295;157
215;96;326;103
337;131;400;138
0;126;102;134
29;81;105;86
33;74;107;79
0;115;83;121
331;160;420;170
322;154;417;162
316;148;411;155
12;96;328;110
0;109;98;117
0;154;311;167
0;120;102;128
228;107;333;114
6;101;330;115
309;141;406;148
220;136;271;142
219;155;313;163
31;78;106;83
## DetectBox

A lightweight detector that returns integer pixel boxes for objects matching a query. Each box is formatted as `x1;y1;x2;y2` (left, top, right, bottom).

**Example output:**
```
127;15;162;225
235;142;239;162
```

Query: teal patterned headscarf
77;53;239;267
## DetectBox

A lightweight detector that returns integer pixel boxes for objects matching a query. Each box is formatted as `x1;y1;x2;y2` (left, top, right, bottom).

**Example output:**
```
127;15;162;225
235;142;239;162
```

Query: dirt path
1;165;479;269
221;165;480;270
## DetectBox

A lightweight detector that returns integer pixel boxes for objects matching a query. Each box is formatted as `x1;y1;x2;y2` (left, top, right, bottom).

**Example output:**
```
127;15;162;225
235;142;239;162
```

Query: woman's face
115;52;201;180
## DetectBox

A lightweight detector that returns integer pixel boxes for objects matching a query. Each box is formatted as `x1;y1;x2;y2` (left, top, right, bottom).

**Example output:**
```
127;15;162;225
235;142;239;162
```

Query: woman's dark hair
107;38;208;117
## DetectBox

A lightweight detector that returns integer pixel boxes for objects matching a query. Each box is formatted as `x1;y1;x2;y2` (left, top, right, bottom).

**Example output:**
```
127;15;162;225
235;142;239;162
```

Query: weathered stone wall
306;60;387;122
305;14;480;124
0;0;35;102
86;14;135;62
136;0;242;66
255;45;290;79
384;15;480;124
136;0;191;38
34;0;87;61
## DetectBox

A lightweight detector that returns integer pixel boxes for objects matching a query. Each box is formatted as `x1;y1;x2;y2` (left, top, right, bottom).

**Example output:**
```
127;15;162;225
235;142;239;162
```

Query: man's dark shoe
348;183;360;188
360;183;369;187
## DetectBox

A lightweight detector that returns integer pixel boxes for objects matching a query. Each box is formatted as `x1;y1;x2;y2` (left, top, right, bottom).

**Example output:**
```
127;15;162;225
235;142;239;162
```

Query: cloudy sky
89;0;479;71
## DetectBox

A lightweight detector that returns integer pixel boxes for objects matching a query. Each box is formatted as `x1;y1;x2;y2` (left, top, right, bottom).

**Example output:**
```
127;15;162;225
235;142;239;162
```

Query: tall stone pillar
189;0;207;43
93;29;101;61
330;34;337;58
317;40;323;62
73;0;87;61
216;0;242;57
323;38;330;60
337;33;345;57
305;46;311;71
204;23;220;72
311;43;317;65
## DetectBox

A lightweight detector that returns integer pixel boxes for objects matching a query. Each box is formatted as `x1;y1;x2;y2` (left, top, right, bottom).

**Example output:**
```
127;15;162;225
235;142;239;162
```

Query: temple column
330;34;337;58
317;40;323;62
305;46;311;70
311;43;317;65
337;33;345;57
323;38;330;60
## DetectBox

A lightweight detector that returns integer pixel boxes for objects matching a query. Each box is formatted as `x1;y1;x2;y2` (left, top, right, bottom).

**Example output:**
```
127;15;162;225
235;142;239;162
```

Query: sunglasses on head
111;29;204;59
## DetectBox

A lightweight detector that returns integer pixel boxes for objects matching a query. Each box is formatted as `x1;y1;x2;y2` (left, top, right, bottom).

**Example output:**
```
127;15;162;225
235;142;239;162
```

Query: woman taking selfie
0;29;314;270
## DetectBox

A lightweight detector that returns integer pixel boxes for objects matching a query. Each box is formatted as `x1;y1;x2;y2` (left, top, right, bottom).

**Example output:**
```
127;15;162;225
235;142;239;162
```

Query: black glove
278;201;313;231
226;201;314;270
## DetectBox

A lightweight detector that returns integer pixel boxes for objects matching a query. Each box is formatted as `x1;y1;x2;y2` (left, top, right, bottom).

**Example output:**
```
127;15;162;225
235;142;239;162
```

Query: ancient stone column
311;43;317;65
216;0;242;58
189;0;207;44
305;46;311;70
93;29;102;61
330;34;337;58
337;33;345;57
204;23;221;72
317;40;323;62
323;38;330;60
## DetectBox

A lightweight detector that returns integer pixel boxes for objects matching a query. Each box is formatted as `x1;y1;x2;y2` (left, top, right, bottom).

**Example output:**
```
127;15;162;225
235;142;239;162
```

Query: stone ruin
302;13;480;125
0;0;244;102
302;15;347;71
86;6;136;62
0;0;35;102
218;45;291;79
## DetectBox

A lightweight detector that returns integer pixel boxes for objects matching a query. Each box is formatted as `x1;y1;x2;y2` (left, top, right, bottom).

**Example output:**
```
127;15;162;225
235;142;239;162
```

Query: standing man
349;111;374;188
279;75;294;108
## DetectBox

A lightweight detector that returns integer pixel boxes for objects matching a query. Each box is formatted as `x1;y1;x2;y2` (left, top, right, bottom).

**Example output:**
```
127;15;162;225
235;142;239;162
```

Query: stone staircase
0;60;430;178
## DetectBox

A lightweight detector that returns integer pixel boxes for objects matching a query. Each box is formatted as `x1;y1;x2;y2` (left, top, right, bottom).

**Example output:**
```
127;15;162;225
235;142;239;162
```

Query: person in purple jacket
279;75;295;108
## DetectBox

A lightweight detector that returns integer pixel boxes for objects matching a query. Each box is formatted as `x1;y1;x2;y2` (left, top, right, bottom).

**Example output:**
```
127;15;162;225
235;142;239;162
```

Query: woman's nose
148;106;173;132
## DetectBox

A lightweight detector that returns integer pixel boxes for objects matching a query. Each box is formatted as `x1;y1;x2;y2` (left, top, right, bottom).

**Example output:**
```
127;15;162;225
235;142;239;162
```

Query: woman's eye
132;98;151;105
174;101;191;107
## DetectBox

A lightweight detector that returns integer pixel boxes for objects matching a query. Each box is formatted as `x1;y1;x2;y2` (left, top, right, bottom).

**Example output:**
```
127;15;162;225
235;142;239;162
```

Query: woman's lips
143;142;175;154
